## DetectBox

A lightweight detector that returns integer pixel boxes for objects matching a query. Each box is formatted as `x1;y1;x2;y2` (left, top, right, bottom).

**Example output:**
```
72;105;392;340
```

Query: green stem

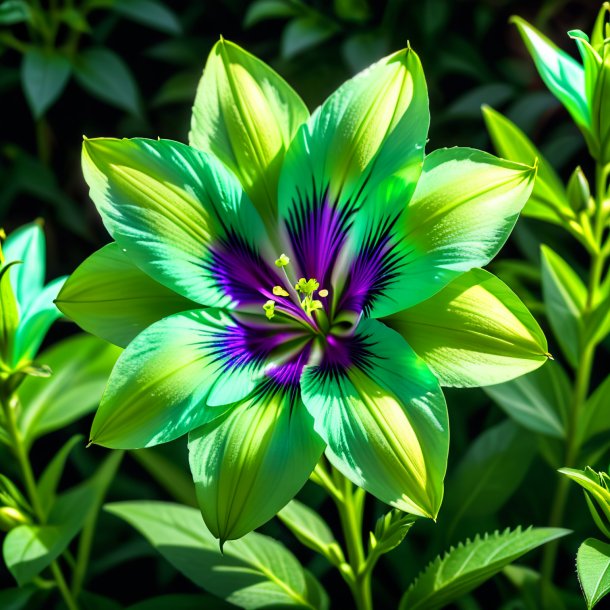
0;393;79;610
540;162;608;606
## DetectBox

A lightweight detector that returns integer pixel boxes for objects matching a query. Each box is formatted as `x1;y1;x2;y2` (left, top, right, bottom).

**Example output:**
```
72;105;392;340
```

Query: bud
0;506;29;531
567;166;592;214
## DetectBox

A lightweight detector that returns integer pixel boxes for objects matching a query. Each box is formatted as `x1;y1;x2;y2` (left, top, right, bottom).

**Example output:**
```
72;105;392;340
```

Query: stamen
273;286;289;297
262;300;276;319
318;289;329;298
274;253;290;267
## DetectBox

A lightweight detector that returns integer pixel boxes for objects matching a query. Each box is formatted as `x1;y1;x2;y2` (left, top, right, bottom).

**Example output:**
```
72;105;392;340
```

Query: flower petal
188;383;324;542
384;269;549;388
56;243;198;348
301;319;448;518
12;276;66;366
351;147;536;318
90;309;278;449
278;47;428;285
189;38;309;225
82;137;274;309
3;222;45;311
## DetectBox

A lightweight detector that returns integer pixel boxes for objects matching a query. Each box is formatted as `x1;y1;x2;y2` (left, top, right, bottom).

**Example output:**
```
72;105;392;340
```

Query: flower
57;40;548;542
0;222;66;378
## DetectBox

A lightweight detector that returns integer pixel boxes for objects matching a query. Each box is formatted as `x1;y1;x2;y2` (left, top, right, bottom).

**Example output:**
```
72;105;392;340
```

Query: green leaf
0;1;31;25
443;421;536;529
189;38;309;225
277;499;343;563
126;596;233;610
0;262;19;365
56;243;198;348
566;166;591;213
301;319;448;519
18;334;121;445
74;48;140;115
3;452;121;585
21;49;70;118
593;52;610;166
244;0;299;28
386;269;548;388
113;0;181;34
106;501;329;609
281;17;338;59
482;105;571;224
540;245;586;367
0;586;37;610
400;527;570;610
579;375;610;443
511;17;589;131
484;361;569;438
577;538;610;609
369;509;416;558
36;434;83;517
188;388;323;542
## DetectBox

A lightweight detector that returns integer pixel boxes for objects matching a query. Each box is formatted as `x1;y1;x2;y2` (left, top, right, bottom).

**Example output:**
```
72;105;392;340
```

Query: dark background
0;0;604;608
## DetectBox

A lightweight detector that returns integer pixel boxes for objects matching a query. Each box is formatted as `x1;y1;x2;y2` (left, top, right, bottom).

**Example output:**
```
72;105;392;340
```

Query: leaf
74;48;140;115
106;501;328;610
36;435;83;517
579;375;610;443
277;499;343;563
0;1;31;25
0;586;37;610
484;361;569;438
0;261;19;365
244;0;299;28
281;17;338;59
21;49;71;119
577;538;610;609
443;421;536;530
400;527;570;610
3;452;121;585
17;334;121;445
113;0;181;34
370;509;416;557
126;595;233;610
540;245;586;367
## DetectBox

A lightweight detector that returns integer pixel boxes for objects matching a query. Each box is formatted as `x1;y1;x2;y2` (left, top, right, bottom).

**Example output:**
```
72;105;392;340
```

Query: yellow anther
295;277;320;295
273;285;289;297
318;289;329;298
275;253;290;267
262;299;276;320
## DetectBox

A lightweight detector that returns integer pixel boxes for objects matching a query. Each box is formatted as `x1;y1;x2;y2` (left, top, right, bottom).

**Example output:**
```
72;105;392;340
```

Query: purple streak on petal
267;340;313;387
284;185;356;287
338;214;407;315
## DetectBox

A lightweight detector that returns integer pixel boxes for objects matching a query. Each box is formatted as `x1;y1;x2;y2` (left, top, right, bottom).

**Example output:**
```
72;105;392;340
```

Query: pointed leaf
577;538;610;609
400;527;570;610
0;262;19;365
188;388;323;541
21;49;70;118
484;361;569;438
56;243;198;348
540;245;586;367
18;334;121;445
387;269;548;387
190;38;309;224
106;501;328;609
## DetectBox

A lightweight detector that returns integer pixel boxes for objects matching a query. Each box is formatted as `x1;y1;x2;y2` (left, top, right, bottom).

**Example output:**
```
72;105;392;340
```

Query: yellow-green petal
56;243;198;348
189;38;309;226
188;388;324;542
385;269;549;388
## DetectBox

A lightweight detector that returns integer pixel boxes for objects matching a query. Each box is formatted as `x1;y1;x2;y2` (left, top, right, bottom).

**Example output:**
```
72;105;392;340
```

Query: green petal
301;319;448;518
82;137;268;307
56;243;198;348
368;147;535;317
385;269;549;388
512;17;590;130
90;309;268;449
482;105;572;225
189;39;309;226
188;387;324;542
12;276;66;366
279;46;428;220
3;222;45;311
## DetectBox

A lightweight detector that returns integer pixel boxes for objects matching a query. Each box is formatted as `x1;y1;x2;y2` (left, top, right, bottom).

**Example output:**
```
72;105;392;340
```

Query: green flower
57;40;547;542
0;222;66;376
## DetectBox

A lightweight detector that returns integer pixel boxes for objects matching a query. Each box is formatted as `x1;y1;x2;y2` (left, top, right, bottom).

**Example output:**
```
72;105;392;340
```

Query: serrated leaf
577;538;610;609
400;527;570;610
106;501;328;610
